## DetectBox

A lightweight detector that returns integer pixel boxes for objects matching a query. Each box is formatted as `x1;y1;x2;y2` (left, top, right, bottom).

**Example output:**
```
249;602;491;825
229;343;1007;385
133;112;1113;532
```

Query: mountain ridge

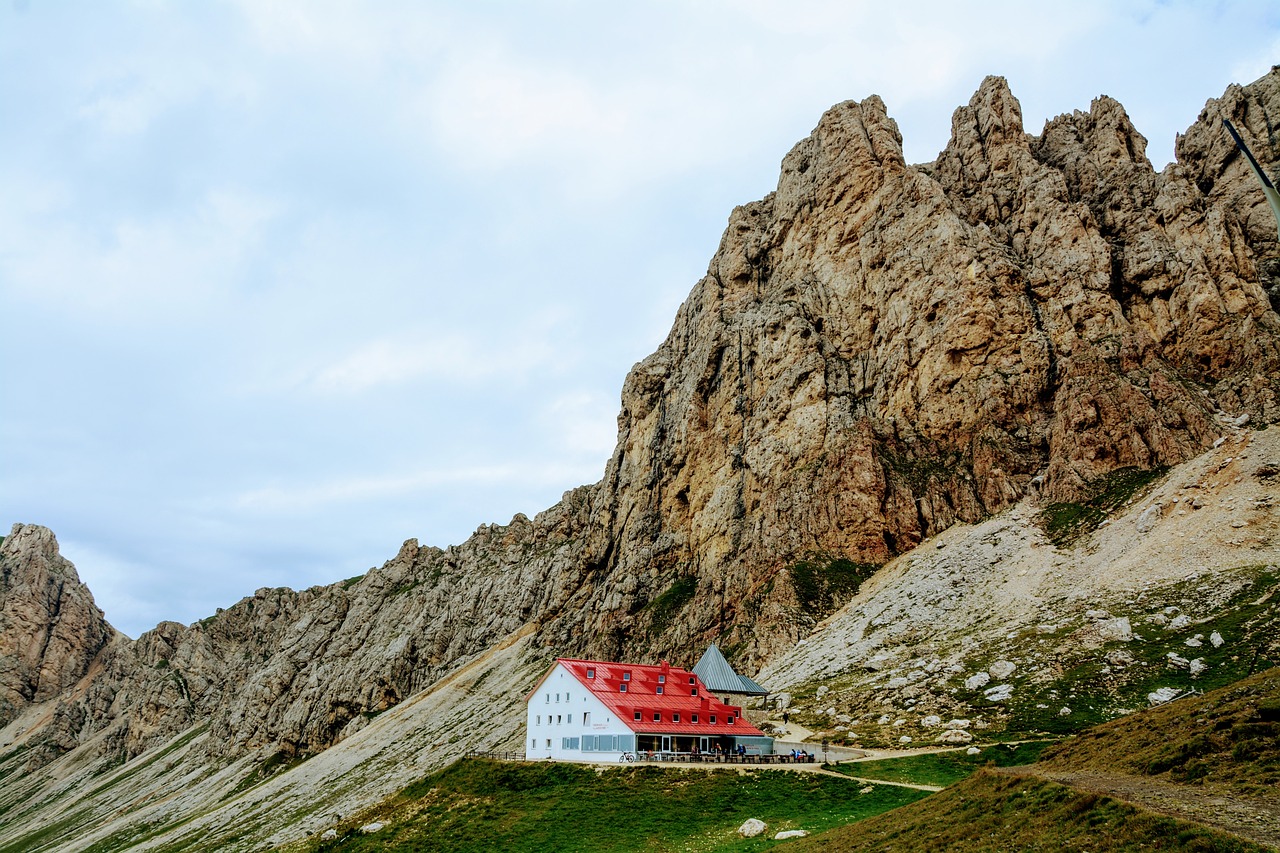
4;68;1280;851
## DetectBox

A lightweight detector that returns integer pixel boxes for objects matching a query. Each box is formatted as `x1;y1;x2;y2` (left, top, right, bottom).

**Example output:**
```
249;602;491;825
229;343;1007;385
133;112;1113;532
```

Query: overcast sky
3;1;1278;638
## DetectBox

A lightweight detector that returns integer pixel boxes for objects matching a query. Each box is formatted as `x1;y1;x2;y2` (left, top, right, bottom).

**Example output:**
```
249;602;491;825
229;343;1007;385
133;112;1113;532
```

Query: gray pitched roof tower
692;644;769;697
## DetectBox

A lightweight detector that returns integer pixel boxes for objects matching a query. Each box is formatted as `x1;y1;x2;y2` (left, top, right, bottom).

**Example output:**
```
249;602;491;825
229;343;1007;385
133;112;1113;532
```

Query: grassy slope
786;770;1272;853
285;760;928;853
1036;666;1280;796
824;741;1053;787
789;668;1280;852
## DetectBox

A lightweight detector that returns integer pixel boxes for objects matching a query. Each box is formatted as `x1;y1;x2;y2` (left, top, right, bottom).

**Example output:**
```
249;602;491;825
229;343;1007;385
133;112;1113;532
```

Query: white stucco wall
525;663;635;762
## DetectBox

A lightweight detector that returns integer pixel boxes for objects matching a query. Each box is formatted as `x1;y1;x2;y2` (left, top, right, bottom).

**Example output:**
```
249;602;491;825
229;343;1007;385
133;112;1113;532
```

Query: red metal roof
552;657;765;737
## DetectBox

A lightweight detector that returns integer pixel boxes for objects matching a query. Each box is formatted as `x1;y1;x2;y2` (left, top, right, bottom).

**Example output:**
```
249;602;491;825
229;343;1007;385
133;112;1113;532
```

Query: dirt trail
1004;768;1280;850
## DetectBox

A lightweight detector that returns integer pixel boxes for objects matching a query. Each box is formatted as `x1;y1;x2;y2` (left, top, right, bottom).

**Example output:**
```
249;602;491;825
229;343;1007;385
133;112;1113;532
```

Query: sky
2;1;1278;638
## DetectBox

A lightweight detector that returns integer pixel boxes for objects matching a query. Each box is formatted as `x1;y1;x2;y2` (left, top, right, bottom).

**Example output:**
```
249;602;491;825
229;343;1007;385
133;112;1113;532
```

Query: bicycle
619;751;636;762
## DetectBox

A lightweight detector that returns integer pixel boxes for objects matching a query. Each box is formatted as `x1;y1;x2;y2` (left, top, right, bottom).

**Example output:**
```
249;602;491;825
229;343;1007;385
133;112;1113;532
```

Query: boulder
988;660;1016;679
738;819;768;838
775;829;810;840
983;683;1014;702
938;729;973;744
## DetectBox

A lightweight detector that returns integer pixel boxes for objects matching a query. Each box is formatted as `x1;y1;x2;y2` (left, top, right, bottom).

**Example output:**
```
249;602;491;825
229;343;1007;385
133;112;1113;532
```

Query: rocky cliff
4;68;1280;851
0;525;117;733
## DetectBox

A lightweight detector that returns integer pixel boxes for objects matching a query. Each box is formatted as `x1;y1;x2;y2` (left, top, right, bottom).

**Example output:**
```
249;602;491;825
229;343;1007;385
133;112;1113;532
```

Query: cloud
301;319;565;395
539;391;620;461
1;184;282;326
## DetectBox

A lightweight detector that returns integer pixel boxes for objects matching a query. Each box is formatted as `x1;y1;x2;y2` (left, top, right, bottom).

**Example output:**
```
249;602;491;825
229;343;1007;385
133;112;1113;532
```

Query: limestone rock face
0;524;117;728
7;69;1280;781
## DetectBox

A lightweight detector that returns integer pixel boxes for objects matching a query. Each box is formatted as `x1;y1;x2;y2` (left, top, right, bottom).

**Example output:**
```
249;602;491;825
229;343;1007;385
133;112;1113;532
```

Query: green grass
788;555;879;617
1000;565;1280;736
223;748;312;801
1038;666;1280;796
646;575;698;634
1039;466;1167;546
289;759;929;853
785;770;1272;852
825;741;1054;787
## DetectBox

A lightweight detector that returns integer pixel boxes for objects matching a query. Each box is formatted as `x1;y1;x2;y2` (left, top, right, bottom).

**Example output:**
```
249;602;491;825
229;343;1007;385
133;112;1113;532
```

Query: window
634;711;642;721
568;714;573;724
653;712;661;722
692;714;699;723
710;715;717;724
691;688;698;696
619;683;628;693
536;715;540;725
622;672;631;681
586;668;595;678
727;716;735;724
656;686;664;695
545;694;549;703
584;712;590;726
689;676;696;685
545;739;551;748
531;738;536;749
658;674;666;684
555;693;559;703
556;715;562;725
673;713;681;723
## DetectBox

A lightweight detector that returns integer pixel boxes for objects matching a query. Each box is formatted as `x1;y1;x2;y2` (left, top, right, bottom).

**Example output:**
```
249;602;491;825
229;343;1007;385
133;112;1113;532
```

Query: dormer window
586;668;595;678
727;716;735;724
653;712;661;722
657;674;666;684
619;683;627;693
689;676;696;685
691;688;698;697
673;713;681;723
709;715;717;724
622;672;631;682
656;686;664;695
692;714;699;724
634;711;642;721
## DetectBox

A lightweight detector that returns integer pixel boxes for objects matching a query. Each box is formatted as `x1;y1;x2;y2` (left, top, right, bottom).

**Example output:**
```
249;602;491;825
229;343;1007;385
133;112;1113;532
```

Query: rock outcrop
4;70;1280;845
0;524;117;728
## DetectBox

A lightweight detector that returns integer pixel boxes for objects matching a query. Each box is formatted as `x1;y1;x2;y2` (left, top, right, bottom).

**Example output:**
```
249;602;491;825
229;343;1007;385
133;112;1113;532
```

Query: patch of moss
1040;465;1167;546
645;575;698;634
789;553;879;617
222;749;312;801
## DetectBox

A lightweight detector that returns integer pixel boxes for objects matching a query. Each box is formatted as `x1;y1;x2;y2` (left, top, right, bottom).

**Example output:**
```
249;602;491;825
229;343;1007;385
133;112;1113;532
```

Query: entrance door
699;737;709;753
661;736;671;753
